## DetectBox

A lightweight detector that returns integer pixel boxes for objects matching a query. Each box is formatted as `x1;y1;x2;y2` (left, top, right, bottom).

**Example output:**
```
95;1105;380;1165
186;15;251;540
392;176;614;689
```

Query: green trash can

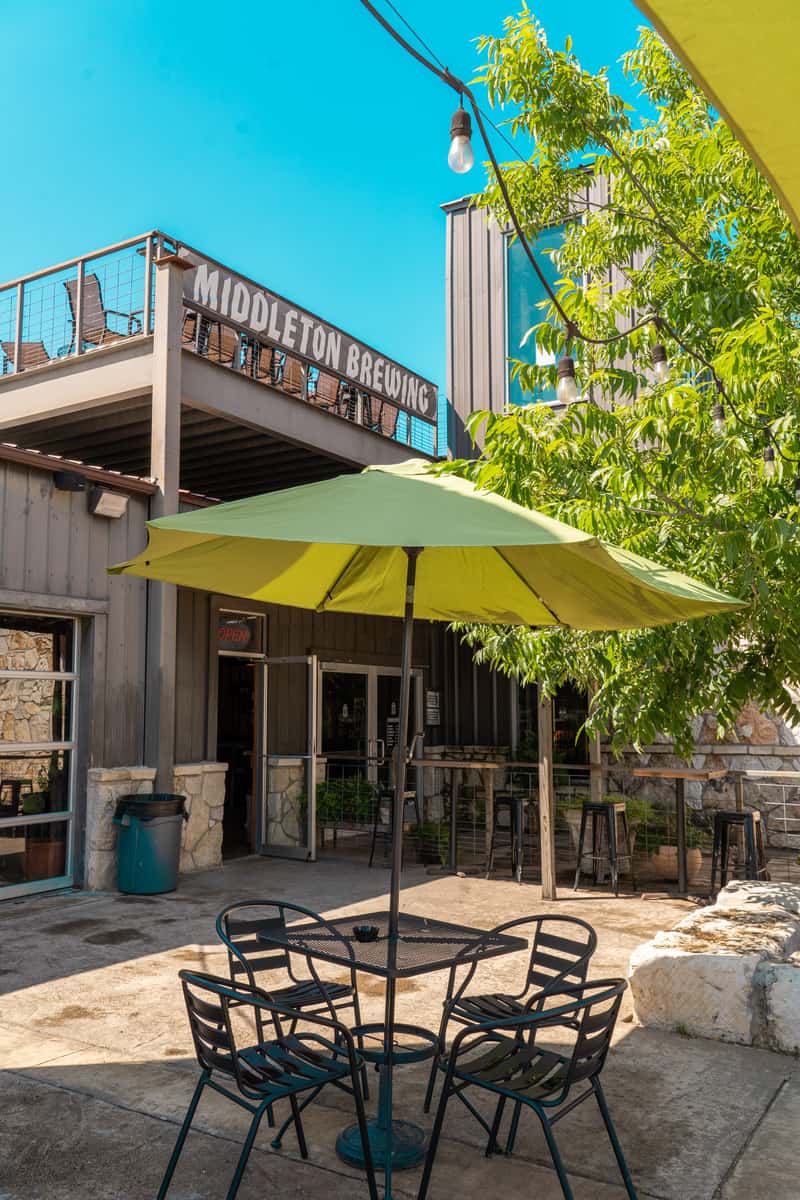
113;794;187;894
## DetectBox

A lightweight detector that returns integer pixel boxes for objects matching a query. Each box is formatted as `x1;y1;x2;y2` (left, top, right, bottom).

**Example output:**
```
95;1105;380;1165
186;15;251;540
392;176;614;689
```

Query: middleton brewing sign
181;252;437;425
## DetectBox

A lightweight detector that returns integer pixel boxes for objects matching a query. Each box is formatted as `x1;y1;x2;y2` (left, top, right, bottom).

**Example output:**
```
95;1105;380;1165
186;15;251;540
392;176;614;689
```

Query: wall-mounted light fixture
88;487;129;519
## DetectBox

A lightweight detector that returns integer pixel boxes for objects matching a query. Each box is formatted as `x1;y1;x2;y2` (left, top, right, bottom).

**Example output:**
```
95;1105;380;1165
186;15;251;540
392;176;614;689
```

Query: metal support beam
537;690;557;900
145;255;191;790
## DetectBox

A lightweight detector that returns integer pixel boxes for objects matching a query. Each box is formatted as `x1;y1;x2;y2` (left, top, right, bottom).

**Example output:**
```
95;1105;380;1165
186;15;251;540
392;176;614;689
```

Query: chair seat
452;1037;569;1101
238;1034;351;1097
451;992;526;1024
273;979;354;1009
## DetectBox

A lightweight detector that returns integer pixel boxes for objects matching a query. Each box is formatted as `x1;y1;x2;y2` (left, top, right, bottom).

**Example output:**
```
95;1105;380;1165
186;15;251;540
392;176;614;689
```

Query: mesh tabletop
257;910;528;979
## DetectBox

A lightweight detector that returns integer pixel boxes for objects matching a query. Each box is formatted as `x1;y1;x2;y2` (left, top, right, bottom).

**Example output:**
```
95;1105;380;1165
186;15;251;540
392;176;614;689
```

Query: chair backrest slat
564;980;624;1089
524;915;597;999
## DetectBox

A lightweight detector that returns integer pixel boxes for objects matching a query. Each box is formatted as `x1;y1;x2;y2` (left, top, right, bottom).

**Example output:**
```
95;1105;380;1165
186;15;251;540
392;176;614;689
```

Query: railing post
406;413;413;446
143;235;154;334
74;259;85;356
13;282;23;373
355;390;363;426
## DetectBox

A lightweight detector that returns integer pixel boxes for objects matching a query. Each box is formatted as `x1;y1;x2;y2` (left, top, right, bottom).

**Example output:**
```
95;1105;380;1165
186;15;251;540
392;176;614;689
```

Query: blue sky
2;1;647;400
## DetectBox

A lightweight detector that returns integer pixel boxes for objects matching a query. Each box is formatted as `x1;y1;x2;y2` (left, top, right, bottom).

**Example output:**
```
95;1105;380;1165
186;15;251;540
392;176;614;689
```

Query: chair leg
225;1102;269;1200
593;1080;638;1199
608;807;619;896
288;1094;308;1158
424;1010;451;1114
352;1059;379;1200
506;1099;523;1155
535;1109;575;1200
485;1095;506;1157
710;816;719;894
350;990;370;1102
573;805;589;890
157;1075;207;1200
418;1075;453;1200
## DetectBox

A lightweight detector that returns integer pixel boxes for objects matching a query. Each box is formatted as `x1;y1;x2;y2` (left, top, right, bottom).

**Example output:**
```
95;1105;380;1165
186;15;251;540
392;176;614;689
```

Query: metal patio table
258;909;527;1197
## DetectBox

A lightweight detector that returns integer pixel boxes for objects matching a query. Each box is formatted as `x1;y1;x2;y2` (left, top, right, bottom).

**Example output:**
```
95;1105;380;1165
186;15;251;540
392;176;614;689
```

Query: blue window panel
507;225;565;406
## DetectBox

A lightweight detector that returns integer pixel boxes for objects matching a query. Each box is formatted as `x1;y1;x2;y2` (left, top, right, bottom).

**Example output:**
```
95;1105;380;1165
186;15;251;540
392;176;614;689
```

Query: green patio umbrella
635;1;800;236
111;457;740;1185
111;457;740;935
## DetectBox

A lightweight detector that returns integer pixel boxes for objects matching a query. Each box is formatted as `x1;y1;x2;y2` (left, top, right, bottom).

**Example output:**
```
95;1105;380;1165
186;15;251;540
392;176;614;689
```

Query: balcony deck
0;232;441;497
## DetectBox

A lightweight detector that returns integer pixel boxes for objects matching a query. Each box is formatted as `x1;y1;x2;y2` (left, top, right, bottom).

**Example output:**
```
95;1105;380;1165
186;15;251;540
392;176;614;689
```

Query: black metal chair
419;979;637;1200
485;792;533;883
710;810;769;892
369;787;421;868
423;914;597;1113
157;971;377;1200
216;900;368;1097
573;800;636;895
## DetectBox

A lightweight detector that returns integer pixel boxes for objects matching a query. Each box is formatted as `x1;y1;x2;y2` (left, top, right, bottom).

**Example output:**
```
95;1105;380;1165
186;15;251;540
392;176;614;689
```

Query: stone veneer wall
267;758;305;847
84;761;227;891
174;761;227;873
604;704;800;849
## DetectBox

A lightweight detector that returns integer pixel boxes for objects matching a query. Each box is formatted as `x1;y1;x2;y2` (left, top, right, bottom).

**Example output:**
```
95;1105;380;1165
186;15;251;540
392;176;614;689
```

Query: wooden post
538;691;557;900
145;253;191;790
588;683;603;804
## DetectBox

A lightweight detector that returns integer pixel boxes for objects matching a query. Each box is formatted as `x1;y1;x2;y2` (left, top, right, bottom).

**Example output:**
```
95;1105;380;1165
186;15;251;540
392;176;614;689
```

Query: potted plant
649;823;704;884
410;820;449;865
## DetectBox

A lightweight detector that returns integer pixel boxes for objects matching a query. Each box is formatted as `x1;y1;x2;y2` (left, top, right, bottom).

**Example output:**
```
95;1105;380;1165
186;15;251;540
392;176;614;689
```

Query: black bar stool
486;793;529;883
573;800;635;896
710;810;769;892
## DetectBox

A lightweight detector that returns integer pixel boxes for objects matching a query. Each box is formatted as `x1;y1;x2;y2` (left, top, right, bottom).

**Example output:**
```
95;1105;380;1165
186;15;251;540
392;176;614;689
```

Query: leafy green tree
448;11;800;755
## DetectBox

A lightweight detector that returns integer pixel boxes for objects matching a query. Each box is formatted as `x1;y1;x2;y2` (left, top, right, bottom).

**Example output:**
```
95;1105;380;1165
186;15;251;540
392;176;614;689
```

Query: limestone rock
628;939;761;1043
762;957;800;1054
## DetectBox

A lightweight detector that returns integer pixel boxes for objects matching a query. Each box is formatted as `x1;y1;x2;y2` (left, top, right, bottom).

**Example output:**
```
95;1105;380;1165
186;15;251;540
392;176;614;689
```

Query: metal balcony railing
0;231;441;457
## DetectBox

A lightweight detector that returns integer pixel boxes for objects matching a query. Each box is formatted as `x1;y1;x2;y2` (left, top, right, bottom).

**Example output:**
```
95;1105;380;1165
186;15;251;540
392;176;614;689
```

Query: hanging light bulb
763;443;776;479
651;342;670;383
448;103;474;174
712;401;726;436
556;355;578;404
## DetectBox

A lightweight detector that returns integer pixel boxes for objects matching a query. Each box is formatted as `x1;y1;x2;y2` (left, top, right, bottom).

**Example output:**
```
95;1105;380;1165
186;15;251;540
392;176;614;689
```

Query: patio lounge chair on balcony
310;370;344;412
1;340;50;373
419;979;637;1200
156;970;377;1200
181;310;239;367
63;272;143;352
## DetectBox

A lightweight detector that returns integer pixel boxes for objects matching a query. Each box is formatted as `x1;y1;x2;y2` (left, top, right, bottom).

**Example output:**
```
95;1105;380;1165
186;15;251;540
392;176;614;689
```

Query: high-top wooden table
632;766;725;893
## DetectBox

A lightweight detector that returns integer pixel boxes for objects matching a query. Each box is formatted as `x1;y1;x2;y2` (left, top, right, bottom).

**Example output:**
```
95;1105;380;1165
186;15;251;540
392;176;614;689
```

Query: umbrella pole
388;547;421;941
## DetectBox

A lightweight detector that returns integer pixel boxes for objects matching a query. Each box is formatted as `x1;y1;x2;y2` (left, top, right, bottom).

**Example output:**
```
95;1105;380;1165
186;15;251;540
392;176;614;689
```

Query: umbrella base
336;1118;427;1170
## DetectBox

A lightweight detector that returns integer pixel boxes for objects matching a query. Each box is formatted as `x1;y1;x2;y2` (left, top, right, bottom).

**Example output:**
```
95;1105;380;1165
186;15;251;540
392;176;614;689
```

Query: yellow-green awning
637;0;800;233
110;459;741;629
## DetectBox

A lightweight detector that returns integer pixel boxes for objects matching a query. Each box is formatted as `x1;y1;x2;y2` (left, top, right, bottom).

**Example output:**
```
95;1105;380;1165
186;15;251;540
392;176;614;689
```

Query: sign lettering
182;255;437;423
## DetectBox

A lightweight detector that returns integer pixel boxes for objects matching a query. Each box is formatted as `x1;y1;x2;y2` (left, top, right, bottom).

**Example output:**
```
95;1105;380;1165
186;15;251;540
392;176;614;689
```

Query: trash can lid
114;793;186;821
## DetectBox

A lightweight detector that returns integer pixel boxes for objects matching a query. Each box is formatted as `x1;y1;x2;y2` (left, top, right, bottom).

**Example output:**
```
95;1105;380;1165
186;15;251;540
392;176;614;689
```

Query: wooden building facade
0;230;520;899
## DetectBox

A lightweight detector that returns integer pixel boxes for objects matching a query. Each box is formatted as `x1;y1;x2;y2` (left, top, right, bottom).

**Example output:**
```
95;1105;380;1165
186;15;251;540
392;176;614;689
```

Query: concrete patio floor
1;856;797;1199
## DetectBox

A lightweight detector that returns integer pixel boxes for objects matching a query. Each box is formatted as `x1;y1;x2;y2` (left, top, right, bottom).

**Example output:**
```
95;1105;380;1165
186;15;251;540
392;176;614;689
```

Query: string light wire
357;0;800;467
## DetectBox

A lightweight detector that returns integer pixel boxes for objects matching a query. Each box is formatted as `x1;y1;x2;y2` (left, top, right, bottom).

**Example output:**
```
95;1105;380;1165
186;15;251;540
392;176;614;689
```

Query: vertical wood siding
0;461;148;766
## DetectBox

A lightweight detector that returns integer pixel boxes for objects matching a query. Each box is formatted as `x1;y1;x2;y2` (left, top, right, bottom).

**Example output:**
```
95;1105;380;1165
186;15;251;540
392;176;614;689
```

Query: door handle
375;738;385;765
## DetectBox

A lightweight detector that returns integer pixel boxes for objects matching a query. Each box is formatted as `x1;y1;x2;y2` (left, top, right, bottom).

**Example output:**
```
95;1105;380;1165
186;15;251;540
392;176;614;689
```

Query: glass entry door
319;664;422;785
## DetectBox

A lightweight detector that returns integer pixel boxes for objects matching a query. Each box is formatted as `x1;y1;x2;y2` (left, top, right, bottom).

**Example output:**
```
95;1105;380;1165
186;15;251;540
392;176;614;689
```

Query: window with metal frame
506;224;566;407
0;613;78;896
